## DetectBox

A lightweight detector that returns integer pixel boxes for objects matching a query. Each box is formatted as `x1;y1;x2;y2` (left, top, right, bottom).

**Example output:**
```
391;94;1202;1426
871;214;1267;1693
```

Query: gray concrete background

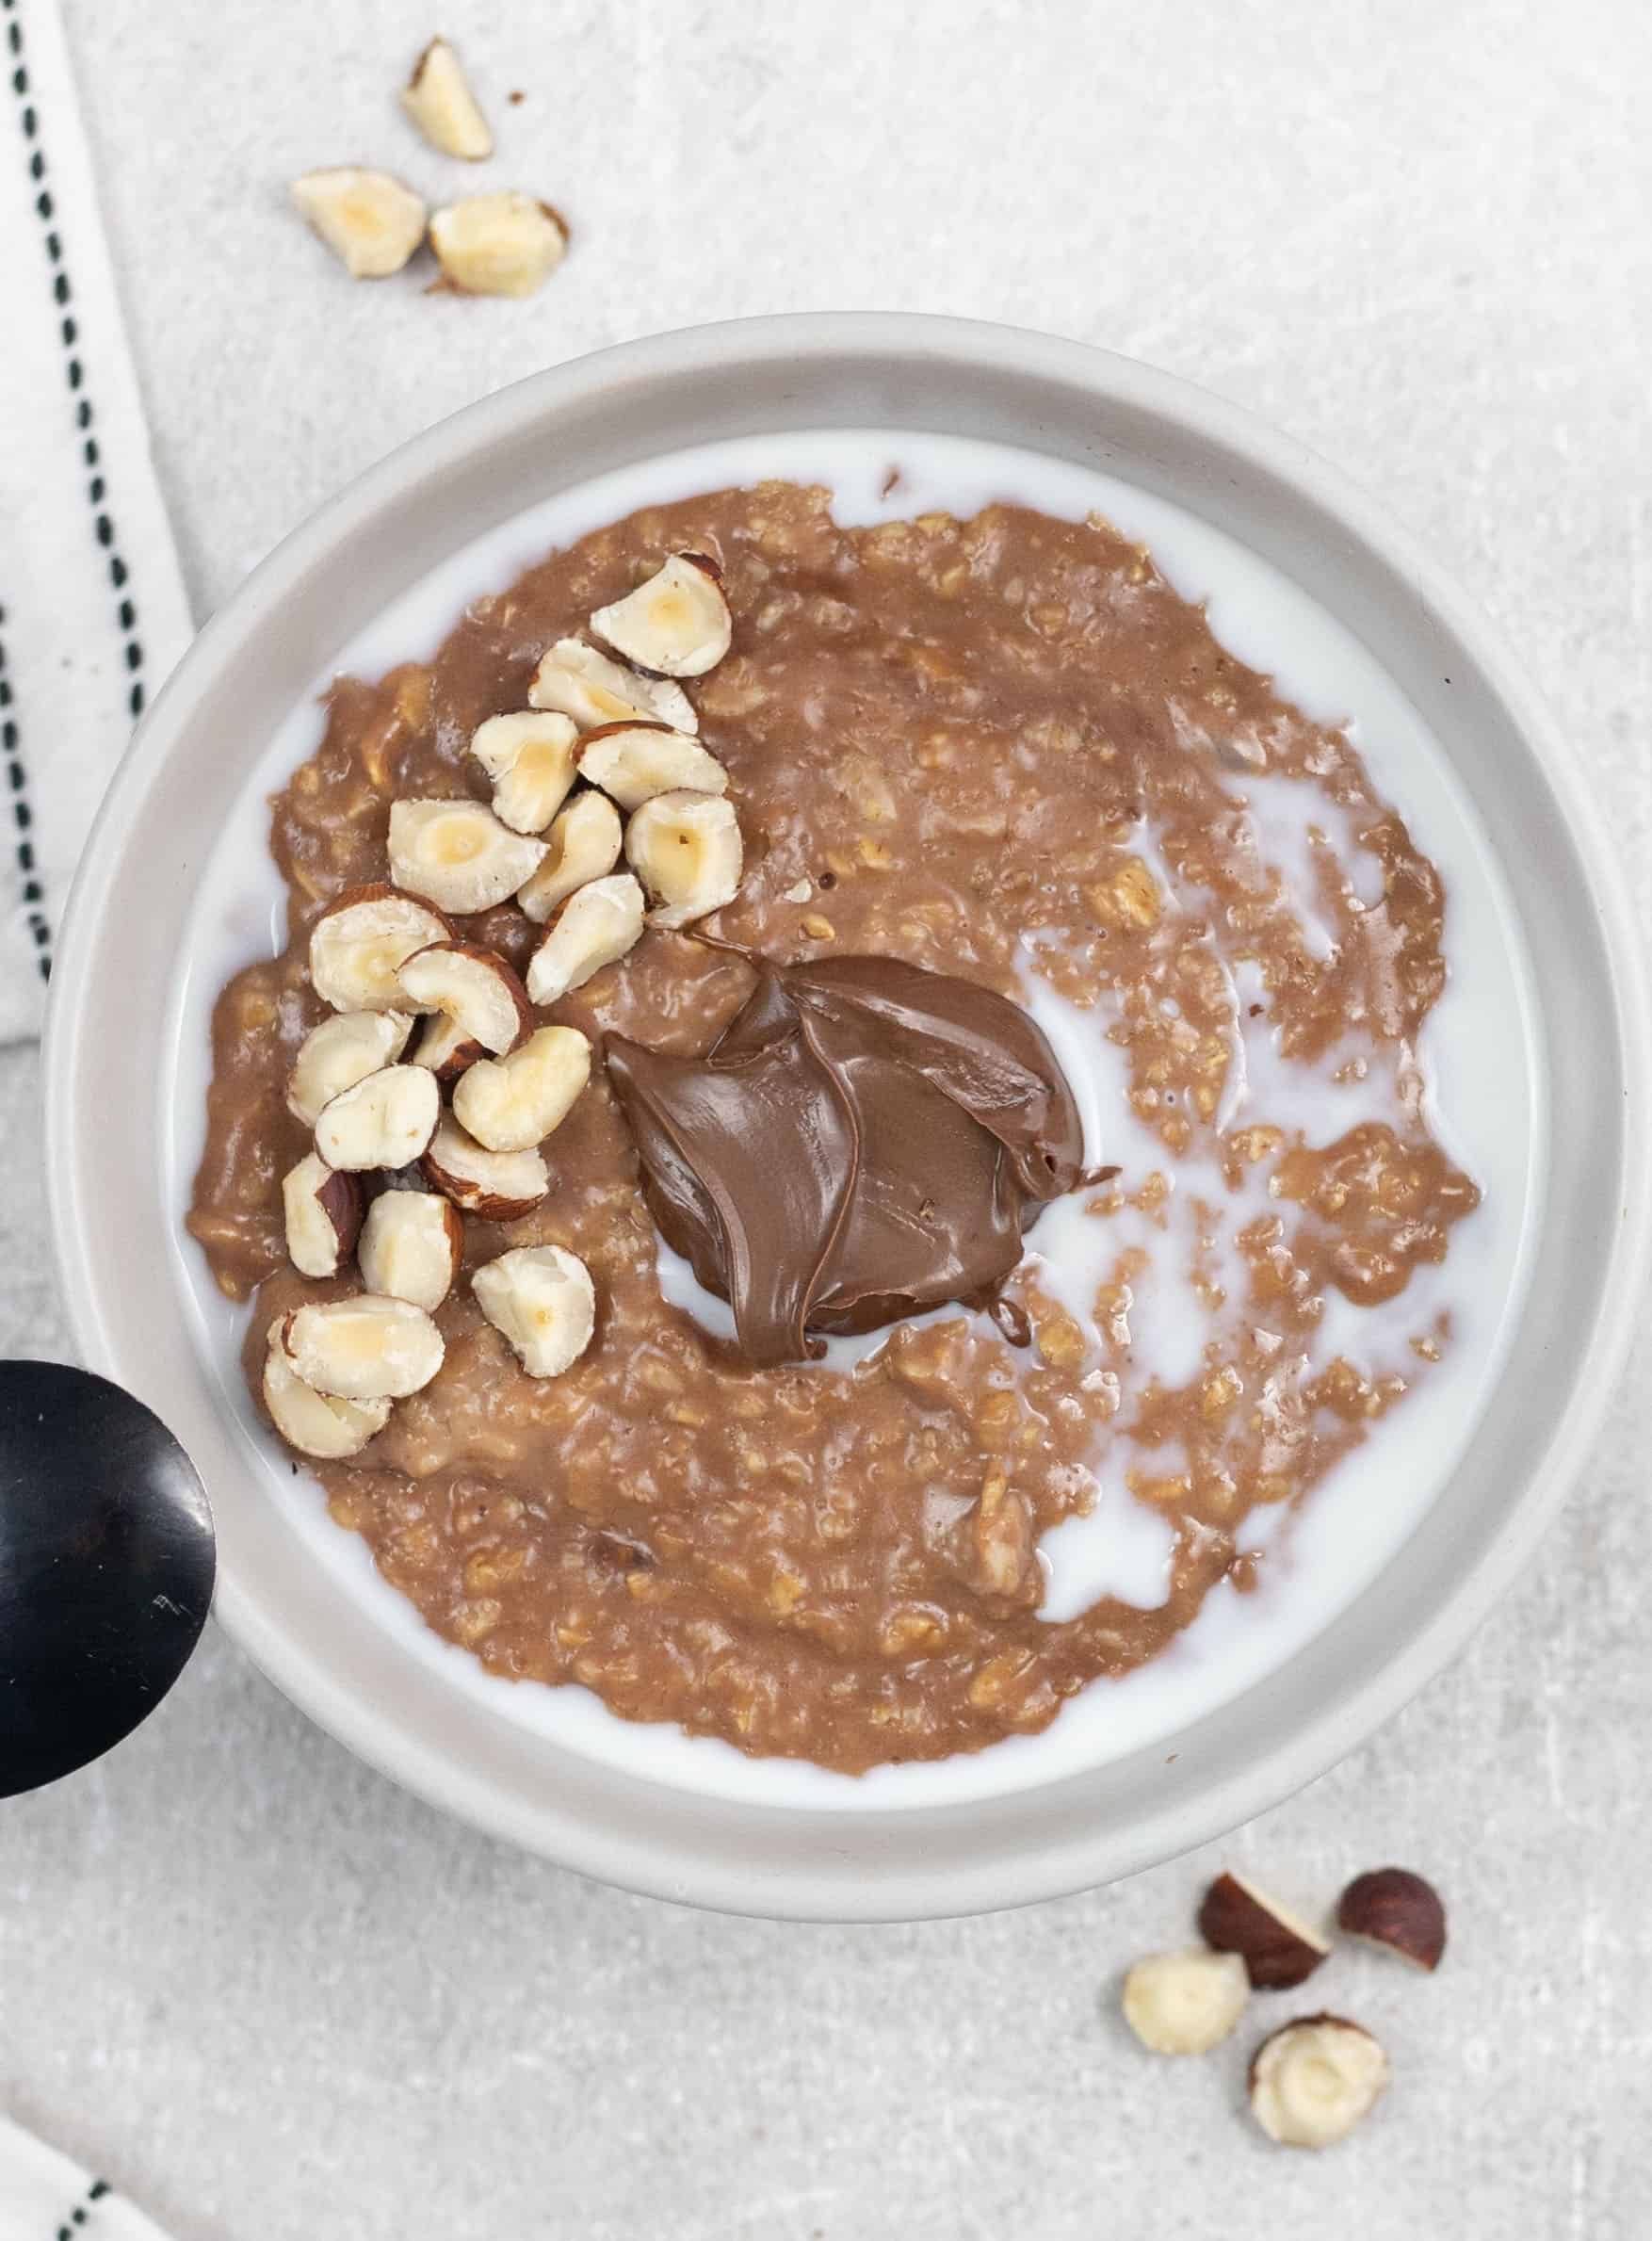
5;0;1651;2232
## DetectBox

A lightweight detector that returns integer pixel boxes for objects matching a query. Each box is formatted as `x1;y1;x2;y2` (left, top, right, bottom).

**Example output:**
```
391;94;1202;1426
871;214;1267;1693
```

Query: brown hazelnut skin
1199;1872;1329;1990
1337;1866;1448;1971
316;1166;364;1260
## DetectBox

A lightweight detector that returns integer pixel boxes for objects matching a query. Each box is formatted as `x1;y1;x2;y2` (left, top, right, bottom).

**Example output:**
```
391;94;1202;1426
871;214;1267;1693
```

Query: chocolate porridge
188;482;1480;1773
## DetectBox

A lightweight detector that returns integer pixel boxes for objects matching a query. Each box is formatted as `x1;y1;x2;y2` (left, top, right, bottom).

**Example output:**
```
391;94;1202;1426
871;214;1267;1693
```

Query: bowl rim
43;312;1652;1919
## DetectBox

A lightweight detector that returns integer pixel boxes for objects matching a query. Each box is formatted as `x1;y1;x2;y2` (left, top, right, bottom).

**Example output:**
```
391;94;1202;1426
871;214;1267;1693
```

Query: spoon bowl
0;1360;214;1796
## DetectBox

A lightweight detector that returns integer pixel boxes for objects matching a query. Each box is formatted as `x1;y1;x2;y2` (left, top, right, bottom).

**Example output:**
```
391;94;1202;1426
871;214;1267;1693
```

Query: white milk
161;430;1542;1812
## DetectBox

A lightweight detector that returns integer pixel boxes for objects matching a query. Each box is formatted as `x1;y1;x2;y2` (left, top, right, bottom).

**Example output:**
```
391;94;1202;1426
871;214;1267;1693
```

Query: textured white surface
5;0;1651;2233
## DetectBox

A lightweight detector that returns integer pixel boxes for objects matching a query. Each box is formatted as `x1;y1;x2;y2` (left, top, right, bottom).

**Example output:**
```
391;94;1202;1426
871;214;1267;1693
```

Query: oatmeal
188;482;1479;1773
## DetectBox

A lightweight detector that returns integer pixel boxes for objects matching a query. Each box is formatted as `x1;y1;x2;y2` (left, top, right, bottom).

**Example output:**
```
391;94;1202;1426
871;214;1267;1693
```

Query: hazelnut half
262;1330;391;1460
1248;2015;1389;2149
590;553;732;677
527;637;698;735
1336;1867;1447;1972
1198;1872;1331;1990
409;1009;485;1084
388;800;547;916
576;722;727;812
472;1244;595;1380
290;169;427;280
308;886;452;1014
1121;1947;1248;2056
469;710;580;836
525;872;645;1004
429;192;568;299
402;37;493;161
421;1115;549;1221
451;1024;591;1153
357;1189;462;1313
516;790;624;924
282;1151;364;1280
287;1010;414;1127
624;789;743;929
315;1064;441;1173
280;1294;445;1403
396;940;533;1057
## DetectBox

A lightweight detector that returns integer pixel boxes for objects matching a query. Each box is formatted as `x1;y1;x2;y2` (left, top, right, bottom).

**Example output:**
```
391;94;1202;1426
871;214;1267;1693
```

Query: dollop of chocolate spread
605;953;1086;1366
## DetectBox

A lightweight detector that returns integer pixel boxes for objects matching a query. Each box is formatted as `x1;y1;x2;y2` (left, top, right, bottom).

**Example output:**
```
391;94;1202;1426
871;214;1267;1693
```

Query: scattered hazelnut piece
472;1243;595;1379
527;637;698;735
357;1189;463;1313
421;1115;549;1220
282;1151;364;1279
281;1294;445;1402
402;36;493;161
429;192;567;299
262;1330;391;1460
469;710;580;836
1198;1872;1332;1990
396;940;532;1057
625;790;743;929
1121;1948;1248;2056
516;790;624;923
315;1064;441;1173
309;886;451;1014
1336;1868;1448;1972
290;168;428;280
1248;2015;1389;2148
525;872;646;1004
575;723;728;812
286;1009;414;1127
590;553;732;678
452;1024;591;1153
387;799;547;915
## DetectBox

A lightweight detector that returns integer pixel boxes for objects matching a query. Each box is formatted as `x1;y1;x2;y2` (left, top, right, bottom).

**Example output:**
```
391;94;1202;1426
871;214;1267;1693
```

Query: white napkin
0;0;192;1041
0;2115;172;2241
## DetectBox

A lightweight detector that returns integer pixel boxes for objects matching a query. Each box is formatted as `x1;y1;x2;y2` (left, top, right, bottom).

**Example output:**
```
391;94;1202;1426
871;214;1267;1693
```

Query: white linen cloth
0;0;191;1040
0;2115;172;2241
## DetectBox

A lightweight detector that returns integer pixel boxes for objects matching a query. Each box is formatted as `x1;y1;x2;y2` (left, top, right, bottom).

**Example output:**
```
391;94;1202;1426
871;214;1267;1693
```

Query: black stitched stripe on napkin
5;0;153;984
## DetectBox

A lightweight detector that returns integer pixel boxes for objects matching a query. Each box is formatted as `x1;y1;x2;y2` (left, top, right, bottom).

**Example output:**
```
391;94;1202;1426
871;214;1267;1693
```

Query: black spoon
0;1360;214;1798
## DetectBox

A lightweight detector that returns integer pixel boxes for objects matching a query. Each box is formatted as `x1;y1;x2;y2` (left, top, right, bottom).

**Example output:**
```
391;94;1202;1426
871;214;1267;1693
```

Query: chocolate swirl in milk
605;953;1086;1366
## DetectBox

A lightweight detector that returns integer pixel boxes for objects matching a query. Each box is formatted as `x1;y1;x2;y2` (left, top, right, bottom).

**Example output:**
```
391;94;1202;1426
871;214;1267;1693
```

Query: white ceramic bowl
44;315;1652;1920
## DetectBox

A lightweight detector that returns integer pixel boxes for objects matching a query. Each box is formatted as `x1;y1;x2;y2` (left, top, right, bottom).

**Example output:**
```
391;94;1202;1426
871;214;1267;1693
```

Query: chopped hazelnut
402;37;493;161
1121;1947;1248;2055
1198;1871;1331;1989
290;168;427;279
429;193;568;298
1248;2015;1389;2148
